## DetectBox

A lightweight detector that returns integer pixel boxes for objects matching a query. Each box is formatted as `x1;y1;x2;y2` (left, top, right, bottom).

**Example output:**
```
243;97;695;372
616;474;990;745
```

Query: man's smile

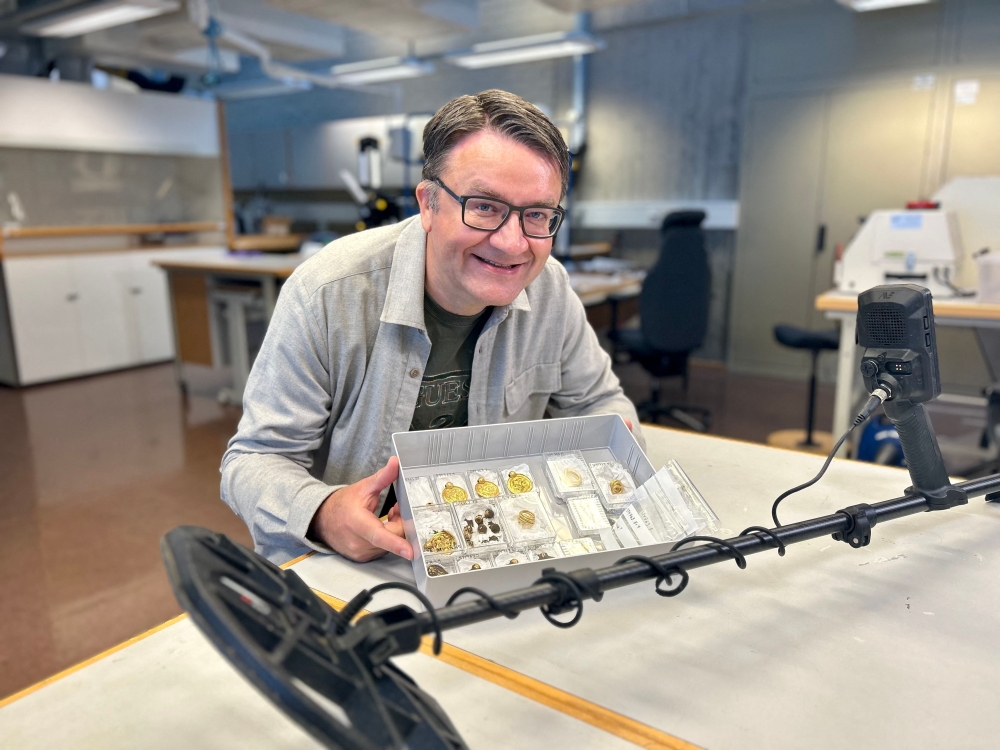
472;253;525;272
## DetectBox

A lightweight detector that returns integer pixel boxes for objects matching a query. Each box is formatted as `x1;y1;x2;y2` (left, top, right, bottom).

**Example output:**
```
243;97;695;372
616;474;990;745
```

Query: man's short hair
421;90;569;205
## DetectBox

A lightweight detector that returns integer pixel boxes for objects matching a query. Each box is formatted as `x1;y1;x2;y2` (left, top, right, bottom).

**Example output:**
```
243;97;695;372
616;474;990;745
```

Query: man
221;90;642;565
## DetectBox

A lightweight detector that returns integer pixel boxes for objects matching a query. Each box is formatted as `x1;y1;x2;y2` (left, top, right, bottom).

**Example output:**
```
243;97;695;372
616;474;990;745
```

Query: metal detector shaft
365;473;1000;637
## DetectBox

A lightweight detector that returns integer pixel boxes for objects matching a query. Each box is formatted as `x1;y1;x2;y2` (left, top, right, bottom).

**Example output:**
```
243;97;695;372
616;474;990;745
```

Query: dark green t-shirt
409;292;492;431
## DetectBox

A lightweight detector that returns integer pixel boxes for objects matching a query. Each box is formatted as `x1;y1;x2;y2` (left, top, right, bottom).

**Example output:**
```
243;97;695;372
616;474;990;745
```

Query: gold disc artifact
610;478;626;495
506;471;533;494
441;482;468;503
474;476;500;498
423;529;457;554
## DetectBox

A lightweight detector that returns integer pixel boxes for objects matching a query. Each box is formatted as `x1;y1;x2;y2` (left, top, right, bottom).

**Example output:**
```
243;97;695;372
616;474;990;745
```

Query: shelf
229;234;306;252
1;222;226;239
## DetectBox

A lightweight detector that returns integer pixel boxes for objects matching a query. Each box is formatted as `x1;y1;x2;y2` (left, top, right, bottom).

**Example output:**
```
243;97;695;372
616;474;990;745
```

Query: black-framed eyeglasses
435;179;565;239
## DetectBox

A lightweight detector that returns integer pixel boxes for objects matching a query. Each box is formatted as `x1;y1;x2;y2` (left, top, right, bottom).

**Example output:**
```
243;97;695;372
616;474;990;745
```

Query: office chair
611;210;711;432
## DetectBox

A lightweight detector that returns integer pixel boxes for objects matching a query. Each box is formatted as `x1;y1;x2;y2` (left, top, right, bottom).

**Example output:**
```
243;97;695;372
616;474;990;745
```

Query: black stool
767;325;839;454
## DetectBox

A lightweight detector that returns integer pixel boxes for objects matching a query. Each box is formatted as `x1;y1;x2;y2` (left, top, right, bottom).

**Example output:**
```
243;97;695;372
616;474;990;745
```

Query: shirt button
409;368;420;378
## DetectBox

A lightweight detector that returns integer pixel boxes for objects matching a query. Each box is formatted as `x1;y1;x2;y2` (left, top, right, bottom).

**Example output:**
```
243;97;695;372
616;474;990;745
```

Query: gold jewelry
427;563;449;577
423;529;457;554
517;509;536;527
441;482;468;503
507;471;533;494
563;468;583;487
507;558;519;565
474;476;500;498
471;563;481;570
610;479;626;495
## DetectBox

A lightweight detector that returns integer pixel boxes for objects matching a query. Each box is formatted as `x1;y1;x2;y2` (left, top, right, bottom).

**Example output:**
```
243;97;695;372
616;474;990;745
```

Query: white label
620;504;659;546
955;79;980;106
654;467;700;535
612;514;641;548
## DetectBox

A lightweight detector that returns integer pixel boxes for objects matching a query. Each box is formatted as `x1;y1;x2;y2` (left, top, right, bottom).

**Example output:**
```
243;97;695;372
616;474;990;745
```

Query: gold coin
610;478;626;495
441;481;468;503
474;476;500;498
507;471;533;494
563;468;583;487
517;509;536;527
423;529;457;554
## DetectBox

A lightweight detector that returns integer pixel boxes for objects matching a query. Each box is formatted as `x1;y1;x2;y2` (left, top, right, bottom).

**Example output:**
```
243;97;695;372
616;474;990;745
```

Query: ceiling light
21;0;180;38
329;57;434;85
837;0;932;11
445;32;605;69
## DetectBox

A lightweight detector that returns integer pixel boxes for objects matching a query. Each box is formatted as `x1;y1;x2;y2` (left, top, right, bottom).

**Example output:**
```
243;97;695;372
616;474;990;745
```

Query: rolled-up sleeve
220;275;341;563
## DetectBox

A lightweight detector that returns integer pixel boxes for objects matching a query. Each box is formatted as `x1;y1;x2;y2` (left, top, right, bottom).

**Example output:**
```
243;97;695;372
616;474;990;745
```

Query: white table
3;426;996;750
816;290;1000;454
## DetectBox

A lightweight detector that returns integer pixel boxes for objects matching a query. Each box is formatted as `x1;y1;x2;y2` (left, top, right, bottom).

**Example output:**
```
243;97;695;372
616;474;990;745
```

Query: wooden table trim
816;291;1000;320
1;222;226;239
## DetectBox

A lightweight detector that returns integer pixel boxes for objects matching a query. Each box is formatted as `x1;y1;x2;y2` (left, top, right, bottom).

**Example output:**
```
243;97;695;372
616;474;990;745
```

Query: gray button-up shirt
221;216;642;563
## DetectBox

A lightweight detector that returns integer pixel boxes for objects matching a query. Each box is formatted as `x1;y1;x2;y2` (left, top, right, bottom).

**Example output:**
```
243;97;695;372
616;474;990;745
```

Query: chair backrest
639;210;710;352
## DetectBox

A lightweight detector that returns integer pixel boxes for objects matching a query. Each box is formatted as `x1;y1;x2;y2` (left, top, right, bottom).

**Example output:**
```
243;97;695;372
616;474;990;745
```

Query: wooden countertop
816;289;1000;321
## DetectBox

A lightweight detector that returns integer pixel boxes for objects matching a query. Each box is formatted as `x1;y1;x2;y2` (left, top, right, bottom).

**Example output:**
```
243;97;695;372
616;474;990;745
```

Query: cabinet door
3;256;84;383
127;252;175;362
70;253;133;372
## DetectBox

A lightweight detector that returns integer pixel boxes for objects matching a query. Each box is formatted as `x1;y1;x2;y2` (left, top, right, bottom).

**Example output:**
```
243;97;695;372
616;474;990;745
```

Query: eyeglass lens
463;197;561;237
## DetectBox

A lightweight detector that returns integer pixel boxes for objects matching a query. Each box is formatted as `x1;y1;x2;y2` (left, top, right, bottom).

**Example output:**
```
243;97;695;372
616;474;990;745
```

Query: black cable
672;536;747;569
533;569;603;629
771;388;889;527
615;555;689;597
366;581;444;655
445;587;520;619
740;525;786;556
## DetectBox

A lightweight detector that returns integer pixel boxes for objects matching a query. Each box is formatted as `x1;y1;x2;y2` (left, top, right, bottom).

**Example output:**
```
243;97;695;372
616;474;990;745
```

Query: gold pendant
423;529;457;554
474;476;500;498
610;478;626;495
507;471;533;494
517;509;536;527
563;468;583;487
441;482;468;503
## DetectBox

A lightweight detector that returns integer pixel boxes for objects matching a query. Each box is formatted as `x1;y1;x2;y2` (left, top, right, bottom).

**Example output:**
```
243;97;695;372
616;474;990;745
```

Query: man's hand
308;456;413;563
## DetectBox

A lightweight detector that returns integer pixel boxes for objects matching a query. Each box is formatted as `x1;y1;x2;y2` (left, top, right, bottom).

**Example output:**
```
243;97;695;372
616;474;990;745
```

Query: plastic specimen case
393;415;670;605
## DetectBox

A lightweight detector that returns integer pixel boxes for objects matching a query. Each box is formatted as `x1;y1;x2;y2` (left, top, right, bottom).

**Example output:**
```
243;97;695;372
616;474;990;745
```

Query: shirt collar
381;217;531;329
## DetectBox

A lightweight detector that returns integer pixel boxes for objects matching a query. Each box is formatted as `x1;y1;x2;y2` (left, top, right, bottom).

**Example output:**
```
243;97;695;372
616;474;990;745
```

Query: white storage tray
393;414;681;606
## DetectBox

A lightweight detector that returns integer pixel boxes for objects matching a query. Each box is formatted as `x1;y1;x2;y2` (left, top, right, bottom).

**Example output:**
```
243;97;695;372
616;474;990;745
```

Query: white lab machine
836;209;963;298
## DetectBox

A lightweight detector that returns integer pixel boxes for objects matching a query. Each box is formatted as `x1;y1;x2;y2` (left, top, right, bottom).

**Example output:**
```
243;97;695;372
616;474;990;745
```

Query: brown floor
0;359;841;701
0;365;251;700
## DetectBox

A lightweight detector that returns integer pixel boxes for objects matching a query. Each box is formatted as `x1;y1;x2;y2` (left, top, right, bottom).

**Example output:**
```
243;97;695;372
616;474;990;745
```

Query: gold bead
610;478;626;495
563;468;583;487
517;509;536;527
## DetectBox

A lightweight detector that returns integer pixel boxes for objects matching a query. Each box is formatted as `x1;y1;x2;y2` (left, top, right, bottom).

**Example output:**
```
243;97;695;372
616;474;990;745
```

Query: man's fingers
359;512;412;560
625;418;634;432
363;455;400;495
387;505;401;521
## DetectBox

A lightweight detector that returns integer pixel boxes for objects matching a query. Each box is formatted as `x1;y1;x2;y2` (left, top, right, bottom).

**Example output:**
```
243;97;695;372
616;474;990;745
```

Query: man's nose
490;210;530;253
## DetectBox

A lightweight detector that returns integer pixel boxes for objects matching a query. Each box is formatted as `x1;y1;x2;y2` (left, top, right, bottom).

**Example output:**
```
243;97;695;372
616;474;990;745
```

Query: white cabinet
2;250;180;385
4;255;86;383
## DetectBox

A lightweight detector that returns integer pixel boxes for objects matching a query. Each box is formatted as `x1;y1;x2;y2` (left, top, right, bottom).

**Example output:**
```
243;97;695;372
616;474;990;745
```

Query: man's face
417;130;563;316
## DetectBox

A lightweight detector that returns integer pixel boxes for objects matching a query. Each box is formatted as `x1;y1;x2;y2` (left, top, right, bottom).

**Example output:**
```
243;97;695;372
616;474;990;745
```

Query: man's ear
415;181;436;234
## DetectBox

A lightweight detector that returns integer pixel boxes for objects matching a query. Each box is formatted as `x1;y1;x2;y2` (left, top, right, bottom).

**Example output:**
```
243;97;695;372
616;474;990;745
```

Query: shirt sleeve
220;275;341;563
546;269;645;449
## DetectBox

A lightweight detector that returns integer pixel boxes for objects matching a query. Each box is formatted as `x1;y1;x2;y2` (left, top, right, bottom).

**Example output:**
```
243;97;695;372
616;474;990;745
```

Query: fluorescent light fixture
22;0;179;37
445;32;605;69
329;56;434;85
837;0;932;11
